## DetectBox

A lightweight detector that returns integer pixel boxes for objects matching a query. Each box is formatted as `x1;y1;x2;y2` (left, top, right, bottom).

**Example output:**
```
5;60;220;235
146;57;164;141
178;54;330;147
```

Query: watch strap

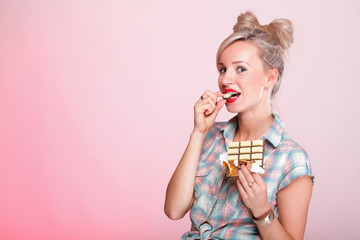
252;209;275;225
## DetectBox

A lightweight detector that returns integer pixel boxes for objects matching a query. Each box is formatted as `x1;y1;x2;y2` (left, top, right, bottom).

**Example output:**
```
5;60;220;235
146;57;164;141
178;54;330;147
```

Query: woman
164;11;314;240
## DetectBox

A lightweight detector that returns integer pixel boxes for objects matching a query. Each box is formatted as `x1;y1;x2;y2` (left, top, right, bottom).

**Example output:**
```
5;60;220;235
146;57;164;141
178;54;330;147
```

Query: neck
235;105;274;142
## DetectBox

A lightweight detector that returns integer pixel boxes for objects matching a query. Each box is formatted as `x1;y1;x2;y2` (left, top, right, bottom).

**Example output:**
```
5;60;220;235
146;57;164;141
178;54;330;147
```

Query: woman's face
217;41;273;114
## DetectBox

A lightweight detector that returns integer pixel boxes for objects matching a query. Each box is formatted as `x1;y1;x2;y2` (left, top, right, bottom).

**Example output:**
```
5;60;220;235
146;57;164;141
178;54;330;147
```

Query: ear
265;68;278;88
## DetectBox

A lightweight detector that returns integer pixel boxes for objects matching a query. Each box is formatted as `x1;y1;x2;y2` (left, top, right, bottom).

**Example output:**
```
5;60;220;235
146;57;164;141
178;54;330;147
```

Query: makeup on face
218;41;271;113
222;88;241;103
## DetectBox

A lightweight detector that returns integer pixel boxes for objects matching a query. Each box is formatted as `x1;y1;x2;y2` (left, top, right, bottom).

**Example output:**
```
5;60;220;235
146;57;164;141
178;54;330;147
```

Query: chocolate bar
223;140;265;177
222;92;240;100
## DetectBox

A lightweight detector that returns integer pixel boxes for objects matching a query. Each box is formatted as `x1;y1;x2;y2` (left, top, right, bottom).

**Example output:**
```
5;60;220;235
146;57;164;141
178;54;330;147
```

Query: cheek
251;73;267;89
218;76;223;89
242;75;266;100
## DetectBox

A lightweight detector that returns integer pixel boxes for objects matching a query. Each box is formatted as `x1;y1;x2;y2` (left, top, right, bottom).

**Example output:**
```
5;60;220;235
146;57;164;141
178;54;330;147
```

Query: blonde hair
216;11;294;98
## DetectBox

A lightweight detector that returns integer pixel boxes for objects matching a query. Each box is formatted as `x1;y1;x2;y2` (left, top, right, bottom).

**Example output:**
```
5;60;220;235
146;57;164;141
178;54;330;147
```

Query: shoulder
279;132;310;166
276;132;314;190
267;114;311;167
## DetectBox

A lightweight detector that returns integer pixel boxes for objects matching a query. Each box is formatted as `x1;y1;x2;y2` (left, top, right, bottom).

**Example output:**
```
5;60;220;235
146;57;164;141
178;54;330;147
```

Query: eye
236;66;247;73
219;67;226;74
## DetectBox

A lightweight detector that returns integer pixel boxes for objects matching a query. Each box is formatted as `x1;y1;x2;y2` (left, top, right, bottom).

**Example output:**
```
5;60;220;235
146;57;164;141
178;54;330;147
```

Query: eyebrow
217;61;248;66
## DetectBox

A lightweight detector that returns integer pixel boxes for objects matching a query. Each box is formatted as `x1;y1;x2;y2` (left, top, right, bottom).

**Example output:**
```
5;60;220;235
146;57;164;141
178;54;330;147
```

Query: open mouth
222;91;241;101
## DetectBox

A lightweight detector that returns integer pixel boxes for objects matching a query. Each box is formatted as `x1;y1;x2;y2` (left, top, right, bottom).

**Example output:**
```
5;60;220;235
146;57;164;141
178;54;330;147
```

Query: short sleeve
278;148;314;191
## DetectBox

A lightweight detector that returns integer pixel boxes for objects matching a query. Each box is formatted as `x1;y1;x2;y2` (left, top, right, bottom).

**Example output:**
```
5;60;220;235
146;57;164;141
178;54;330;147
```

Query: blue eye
219;67;226;74
236;66;247;73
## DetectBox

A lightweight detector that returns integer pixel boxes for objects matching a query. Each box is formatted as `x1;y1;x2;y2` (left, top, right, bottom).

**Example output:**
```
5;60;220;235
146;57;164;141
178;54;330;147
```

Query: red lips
223;88;239;93
223;88;241;103
226;95;240;103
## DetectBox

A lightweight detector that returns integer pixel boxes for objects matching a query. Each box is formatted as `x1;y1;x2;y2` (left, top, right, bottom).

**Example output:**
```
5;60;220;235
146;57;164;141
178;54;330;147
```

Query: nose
220;70;235;86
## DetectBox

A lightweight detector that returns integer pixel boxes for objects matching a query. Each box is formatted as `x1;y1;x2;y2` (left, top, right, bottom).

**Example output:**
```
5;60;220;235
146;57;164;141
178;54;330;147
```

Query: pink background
0;0;359;239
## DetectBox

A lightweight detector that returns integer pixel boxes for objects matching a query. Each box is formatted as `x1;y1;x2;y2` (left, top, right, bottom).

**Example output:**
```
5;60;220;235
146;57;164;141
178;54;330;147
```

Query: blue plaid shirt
181;114;314;240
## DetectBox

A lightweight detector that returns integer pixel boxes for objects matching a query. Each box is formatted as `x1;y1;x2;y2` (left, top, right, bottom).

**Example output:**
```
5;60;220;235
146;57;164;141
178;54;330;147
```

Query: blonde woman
165;11;314;240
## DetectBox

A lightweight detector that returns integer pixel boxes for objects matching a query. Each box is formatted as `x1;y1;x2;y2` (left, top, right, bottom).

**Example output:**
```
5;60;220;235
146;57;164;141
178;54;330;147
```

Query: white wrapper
250;162;265;174
219;152;228;164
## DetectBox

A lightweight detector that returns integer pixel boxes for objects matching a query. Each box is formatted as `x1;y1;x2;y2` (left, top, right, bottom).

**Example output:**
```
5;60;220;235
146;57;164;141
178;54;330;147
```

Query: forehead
219;41;263;66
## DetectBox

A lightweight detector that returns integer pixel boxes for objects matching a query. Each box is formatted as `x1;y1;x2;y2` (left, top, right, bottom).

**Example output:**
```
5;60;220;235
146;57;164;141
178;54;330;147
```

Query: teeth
223;92;240;100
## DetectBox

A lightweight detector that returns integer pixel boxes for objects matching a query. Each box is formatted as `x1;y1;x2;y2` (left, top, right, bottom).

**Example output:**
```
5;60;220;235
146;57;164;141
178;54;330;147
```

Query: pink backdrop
0;0;359;239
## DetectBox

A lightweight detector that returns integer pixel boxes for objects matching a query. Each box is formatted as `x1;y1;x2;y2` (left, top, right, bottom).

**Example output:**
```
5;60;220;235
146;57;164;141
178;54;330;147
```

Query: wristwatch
252;209;275;225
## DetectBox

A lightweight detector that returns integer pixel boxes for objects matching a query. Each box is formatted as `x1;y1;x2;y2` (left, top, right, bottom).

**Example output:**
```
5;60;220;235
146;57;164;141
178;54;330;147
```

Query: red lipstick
222;88;241;103
223;88;239;93
226;95;240;103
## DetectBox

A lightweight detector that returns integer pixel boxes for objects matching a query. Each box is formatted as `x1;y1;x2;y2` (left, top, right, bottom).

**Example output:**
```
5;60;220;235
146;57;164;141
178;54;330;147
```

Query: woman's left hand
236;164;271;218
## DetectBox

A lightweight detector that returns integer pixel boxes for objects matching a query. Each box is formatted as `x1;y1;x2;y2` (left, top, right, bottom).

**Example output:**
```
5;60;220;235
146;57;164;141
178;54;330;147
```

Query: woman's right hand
165;90;225;220
193;90;226;135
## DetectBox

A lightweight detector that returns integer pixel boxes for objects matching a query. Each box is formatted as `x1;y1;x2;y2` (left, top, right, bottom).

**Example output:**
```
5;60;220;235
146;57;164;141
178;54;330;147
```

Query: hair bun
233;11;294;52
233;11;261;33
266;19;294;52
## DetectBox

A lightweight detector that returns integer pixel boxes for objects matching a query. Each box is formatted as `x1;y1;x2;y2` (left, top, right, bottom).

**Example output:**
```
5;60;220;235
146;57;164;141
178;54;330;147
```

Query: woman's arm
237;165;313;240
164;131;207;220
256;176;313;240
164;91;226;220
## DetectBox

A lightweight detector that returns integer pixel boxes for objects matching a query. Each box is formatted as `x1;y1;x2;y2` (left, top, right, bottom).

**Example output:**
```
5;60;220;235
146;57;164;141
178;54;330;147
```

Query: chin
225;105;244;114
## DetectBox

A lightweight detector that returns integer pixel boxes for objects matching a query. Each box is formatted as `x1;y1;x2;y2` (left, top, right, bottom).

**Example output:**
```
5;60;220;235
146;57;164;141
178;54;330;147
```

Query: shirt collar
214;115;238;151
262;113;284;148
216;113;284;148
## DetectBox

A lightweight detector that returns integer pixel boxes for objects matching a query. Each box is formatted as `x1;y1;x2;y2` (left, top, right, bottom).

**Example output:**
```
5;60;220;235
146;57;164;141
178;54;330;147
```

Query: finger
236;178;247;200
214;91;226;104
252;173;266;187
196;95;213;106
214;91;224;98
197;93;204;102
204;100;216;115
237;168;253;193
203;91;226;113
240;164;256;184
197;95;215;110
198;97;216;116
195;103;212;115
195;96;213;111
204;90;219;103
201;90;216;104
213;98;226;115
197;91;209;103
246;162;252;171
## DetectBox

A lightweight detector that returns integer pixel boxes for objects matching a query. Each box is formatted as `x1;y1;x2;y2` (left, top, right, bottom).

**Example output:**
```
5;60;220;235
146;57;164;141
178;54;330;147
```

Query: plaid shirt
181;114;314;240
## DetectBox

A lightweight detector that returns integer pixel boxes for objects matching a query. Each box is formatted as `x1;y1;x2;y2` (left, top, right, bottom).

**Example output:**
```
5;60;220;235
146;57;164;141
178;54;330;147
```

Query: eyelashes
219;67;226;74
236;66;247;73
218;66;247;74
